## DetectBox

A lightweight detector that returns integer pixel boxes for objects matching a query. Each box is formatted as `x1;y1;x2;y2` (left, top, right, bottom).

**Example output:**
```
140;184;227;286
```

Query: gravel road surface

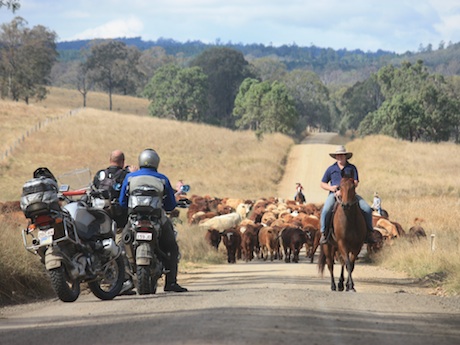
1;133;459;345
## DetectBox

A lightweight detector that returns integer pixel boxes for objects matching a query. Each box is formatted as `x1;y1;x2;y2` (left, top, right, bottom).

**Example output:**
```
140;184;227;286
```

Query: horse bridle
335;186;359;210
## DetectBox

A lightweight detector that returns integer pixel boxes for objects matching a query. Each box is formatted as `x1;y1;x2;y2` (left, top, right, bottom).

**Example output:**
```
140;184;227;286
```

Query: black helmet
138;149;160;169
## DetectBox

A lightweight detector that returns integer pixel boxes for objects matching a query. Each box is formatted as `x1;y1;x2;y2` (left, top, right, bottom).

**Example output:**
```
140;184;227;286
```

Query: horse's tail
318;247;326;276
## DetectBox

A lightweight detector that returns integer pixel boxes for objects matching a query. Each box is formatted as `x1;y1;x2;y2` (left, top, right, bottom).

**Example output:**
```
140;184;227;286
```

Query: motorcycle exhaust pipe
32;238;40;246
123;231;133;245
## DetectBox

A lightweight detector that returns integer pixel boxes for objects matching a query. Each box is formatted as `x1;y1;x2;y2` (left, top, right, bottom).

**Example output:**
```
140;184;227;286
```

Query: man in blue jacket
119;148;188;293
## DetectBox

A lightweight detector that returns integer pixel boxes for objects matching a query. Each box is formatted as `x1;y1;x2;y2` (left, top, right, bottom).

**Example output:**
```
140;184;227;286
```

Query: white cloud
69;16;144;40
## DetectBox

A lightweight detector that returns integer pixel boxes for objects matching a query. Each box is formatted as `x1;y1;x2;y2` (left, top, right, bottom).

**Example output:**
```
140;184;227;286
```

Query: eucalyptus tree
359;60;459;142
282;69;332;133
143;64;208;122
190;47;253;128
0;0;20;12
250;57;287;82
84;40;133;110
233;78;298;136
339;75;384;132
0;17;57;103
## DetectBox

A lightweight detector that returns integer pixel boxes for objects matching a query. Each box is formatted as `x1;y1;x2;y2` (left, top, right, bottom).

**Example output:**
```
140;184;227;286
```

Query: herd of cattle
0;196;428;265
180;195;428;264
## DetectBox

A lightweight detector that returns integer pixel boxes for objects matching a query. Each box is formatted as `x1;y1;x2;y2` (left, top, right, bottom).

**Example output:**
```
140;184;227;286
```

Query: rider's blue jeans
320;193;373;233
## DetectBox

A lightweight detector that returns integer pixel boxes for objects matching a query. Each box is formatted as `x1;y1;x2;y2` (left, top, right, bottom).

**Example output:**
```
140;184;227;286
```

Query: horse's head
339;176;357;210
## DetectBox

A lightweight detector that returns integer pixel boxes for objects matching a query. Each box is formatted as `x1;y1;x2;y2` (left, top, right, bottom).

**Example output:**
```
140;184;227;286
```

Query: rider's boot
320;232;328;244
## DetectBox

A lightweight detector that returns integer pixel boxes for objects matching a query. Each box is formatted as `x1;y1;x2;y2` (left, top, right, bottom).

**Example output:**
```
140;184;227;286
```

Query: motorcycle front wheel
88;255;125;300
49;266;80;302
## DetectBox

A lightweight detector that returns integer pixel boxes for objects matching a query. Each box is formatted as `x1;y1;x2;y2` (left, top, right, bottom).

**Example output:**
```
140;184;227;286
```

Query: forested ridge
1;17;460;143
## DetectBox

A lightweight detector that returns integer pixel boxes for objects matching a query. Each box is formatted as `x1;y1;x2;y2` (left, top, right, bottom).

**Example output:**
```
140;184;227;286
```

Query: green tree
138;47;176;85
114;46;144;96
84;40;130;110
233;78;271;130
282;69;331;133
339;75;384;131
0;17;57;103
143;64;208;121
260;81;298;135
233;78;298;136
250;57;287;82
190;47;253;128
359;60;459;142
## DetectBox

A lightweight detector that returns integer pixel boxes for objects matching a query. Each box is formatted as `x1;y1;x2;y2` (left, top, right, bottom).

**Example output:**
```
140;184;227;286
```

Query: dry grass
1;88;459;303
0;88;293;304
348;135;460;294
0;107;293;200
32;86;151;116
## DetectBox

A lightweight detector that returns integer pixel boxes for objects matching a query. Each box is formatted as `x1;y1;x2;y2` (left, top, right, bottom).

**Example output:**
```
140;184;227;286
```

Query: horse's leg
325;246;336;291
338;264;345;291
346;254;357;292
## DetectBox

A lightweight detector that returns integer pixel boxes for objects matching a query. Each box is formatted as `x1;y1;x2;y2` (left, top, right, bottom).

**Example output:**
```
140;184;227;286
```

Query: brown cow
205;229;221;250
304;225;320;263
258;226;281;261
301;215;320;262
221;227;242;263
408;218;427;241
281;226;307;263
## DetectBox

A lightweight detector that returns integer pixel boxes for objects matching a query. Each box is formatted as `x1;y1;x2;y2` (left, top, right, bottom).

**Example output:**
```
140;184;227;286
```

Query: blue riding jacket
118;167;177;211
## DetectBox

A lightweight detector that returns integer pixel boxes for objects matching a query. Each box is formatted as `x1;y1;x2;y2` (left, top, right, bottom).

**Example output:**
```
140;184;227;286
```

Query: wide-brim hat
329;145;353;159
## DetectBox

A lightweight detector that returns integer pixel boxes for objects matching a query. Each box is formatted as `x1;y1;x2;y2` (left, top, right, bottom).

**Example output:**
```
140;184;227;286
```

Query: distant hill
56;36;460;87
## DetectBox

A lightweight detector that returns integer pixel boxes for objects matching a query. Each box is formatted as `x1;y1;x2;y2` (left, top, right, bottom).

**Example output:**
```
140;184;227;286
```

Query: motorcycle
122;184;168;295
123;185;168;295
20;167;125;302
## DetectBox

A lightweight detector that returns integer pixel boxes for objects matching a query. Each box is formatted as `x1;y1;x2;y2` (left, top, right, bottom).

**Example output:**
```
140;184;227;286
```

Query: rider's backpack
95;168;126;201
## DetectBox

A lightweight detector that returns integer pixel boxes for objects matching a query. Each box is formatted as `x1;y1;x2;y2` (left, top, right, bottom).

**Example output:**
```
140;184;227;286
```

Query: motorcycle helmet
138;148;160;169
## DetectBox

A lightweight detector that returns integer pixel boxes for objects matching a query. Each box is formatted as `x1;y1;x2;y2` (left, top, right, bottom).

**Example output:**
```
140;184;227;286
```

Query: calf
221;227;242;263
240;222;263;262
258;226;281;261
205;228;221;250
281;226;307;263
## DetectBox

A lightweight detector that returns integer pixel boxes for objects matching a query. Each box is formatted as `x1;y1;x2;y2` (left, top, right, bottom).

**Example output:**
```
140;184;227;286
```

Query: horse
318;171;367;292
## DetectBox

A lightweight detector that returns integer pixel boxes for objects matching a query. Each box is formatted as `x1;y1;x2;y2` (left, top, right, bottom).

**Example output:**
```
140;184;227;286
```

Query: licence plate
38;228;54;245
136;232;153;241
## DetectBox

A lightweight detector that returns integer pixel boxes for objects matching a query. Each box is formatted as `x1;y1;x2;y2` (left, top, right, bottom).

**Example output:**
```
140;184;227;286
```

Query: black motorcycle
21;167;125;302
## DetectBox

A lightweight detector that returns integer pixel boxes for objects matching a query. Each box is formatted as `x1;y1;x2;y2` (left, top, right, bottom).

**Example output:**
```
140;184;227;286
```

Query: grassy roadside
0;88;459;306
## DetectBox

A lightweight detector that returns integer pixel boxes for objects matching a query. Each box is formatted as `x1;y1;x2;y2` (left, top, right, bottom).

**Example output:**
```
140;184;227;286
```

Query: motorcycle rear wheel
88;255;125;300
49;266;80;302
137;265;155;295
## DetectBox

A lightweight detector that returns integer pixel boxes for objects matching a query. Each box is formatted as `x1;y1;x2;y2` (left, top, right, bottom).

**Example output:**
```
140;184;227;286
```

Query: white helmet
138;149;160;169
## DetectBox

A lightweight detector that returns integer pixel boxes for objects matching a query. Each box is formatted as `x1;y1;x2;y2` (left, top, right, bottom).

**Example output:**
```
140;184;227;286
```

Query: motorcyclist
93;149;138;295
118;148;188;293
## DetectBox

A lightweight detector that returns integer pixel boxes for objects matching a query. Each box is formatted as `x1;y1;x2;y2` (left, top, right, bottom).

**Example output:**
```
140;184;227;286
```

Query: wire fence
0;108;82;163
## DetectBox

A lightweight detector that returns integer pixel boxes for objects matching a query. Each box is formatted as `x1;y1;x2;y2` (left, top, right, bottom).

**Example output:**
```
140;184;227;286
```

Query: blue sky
2;0;460;53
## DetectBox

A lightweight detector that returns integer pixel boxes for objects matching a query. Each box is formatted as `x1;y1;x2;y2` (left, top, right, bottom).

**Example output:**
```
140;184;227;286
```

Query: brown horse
318;172;366;291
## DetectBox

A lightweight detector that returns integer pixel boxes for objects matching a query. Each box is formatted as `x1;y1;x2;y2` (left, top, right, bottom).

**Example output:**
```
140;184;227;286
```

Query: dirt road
1;133;459;345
